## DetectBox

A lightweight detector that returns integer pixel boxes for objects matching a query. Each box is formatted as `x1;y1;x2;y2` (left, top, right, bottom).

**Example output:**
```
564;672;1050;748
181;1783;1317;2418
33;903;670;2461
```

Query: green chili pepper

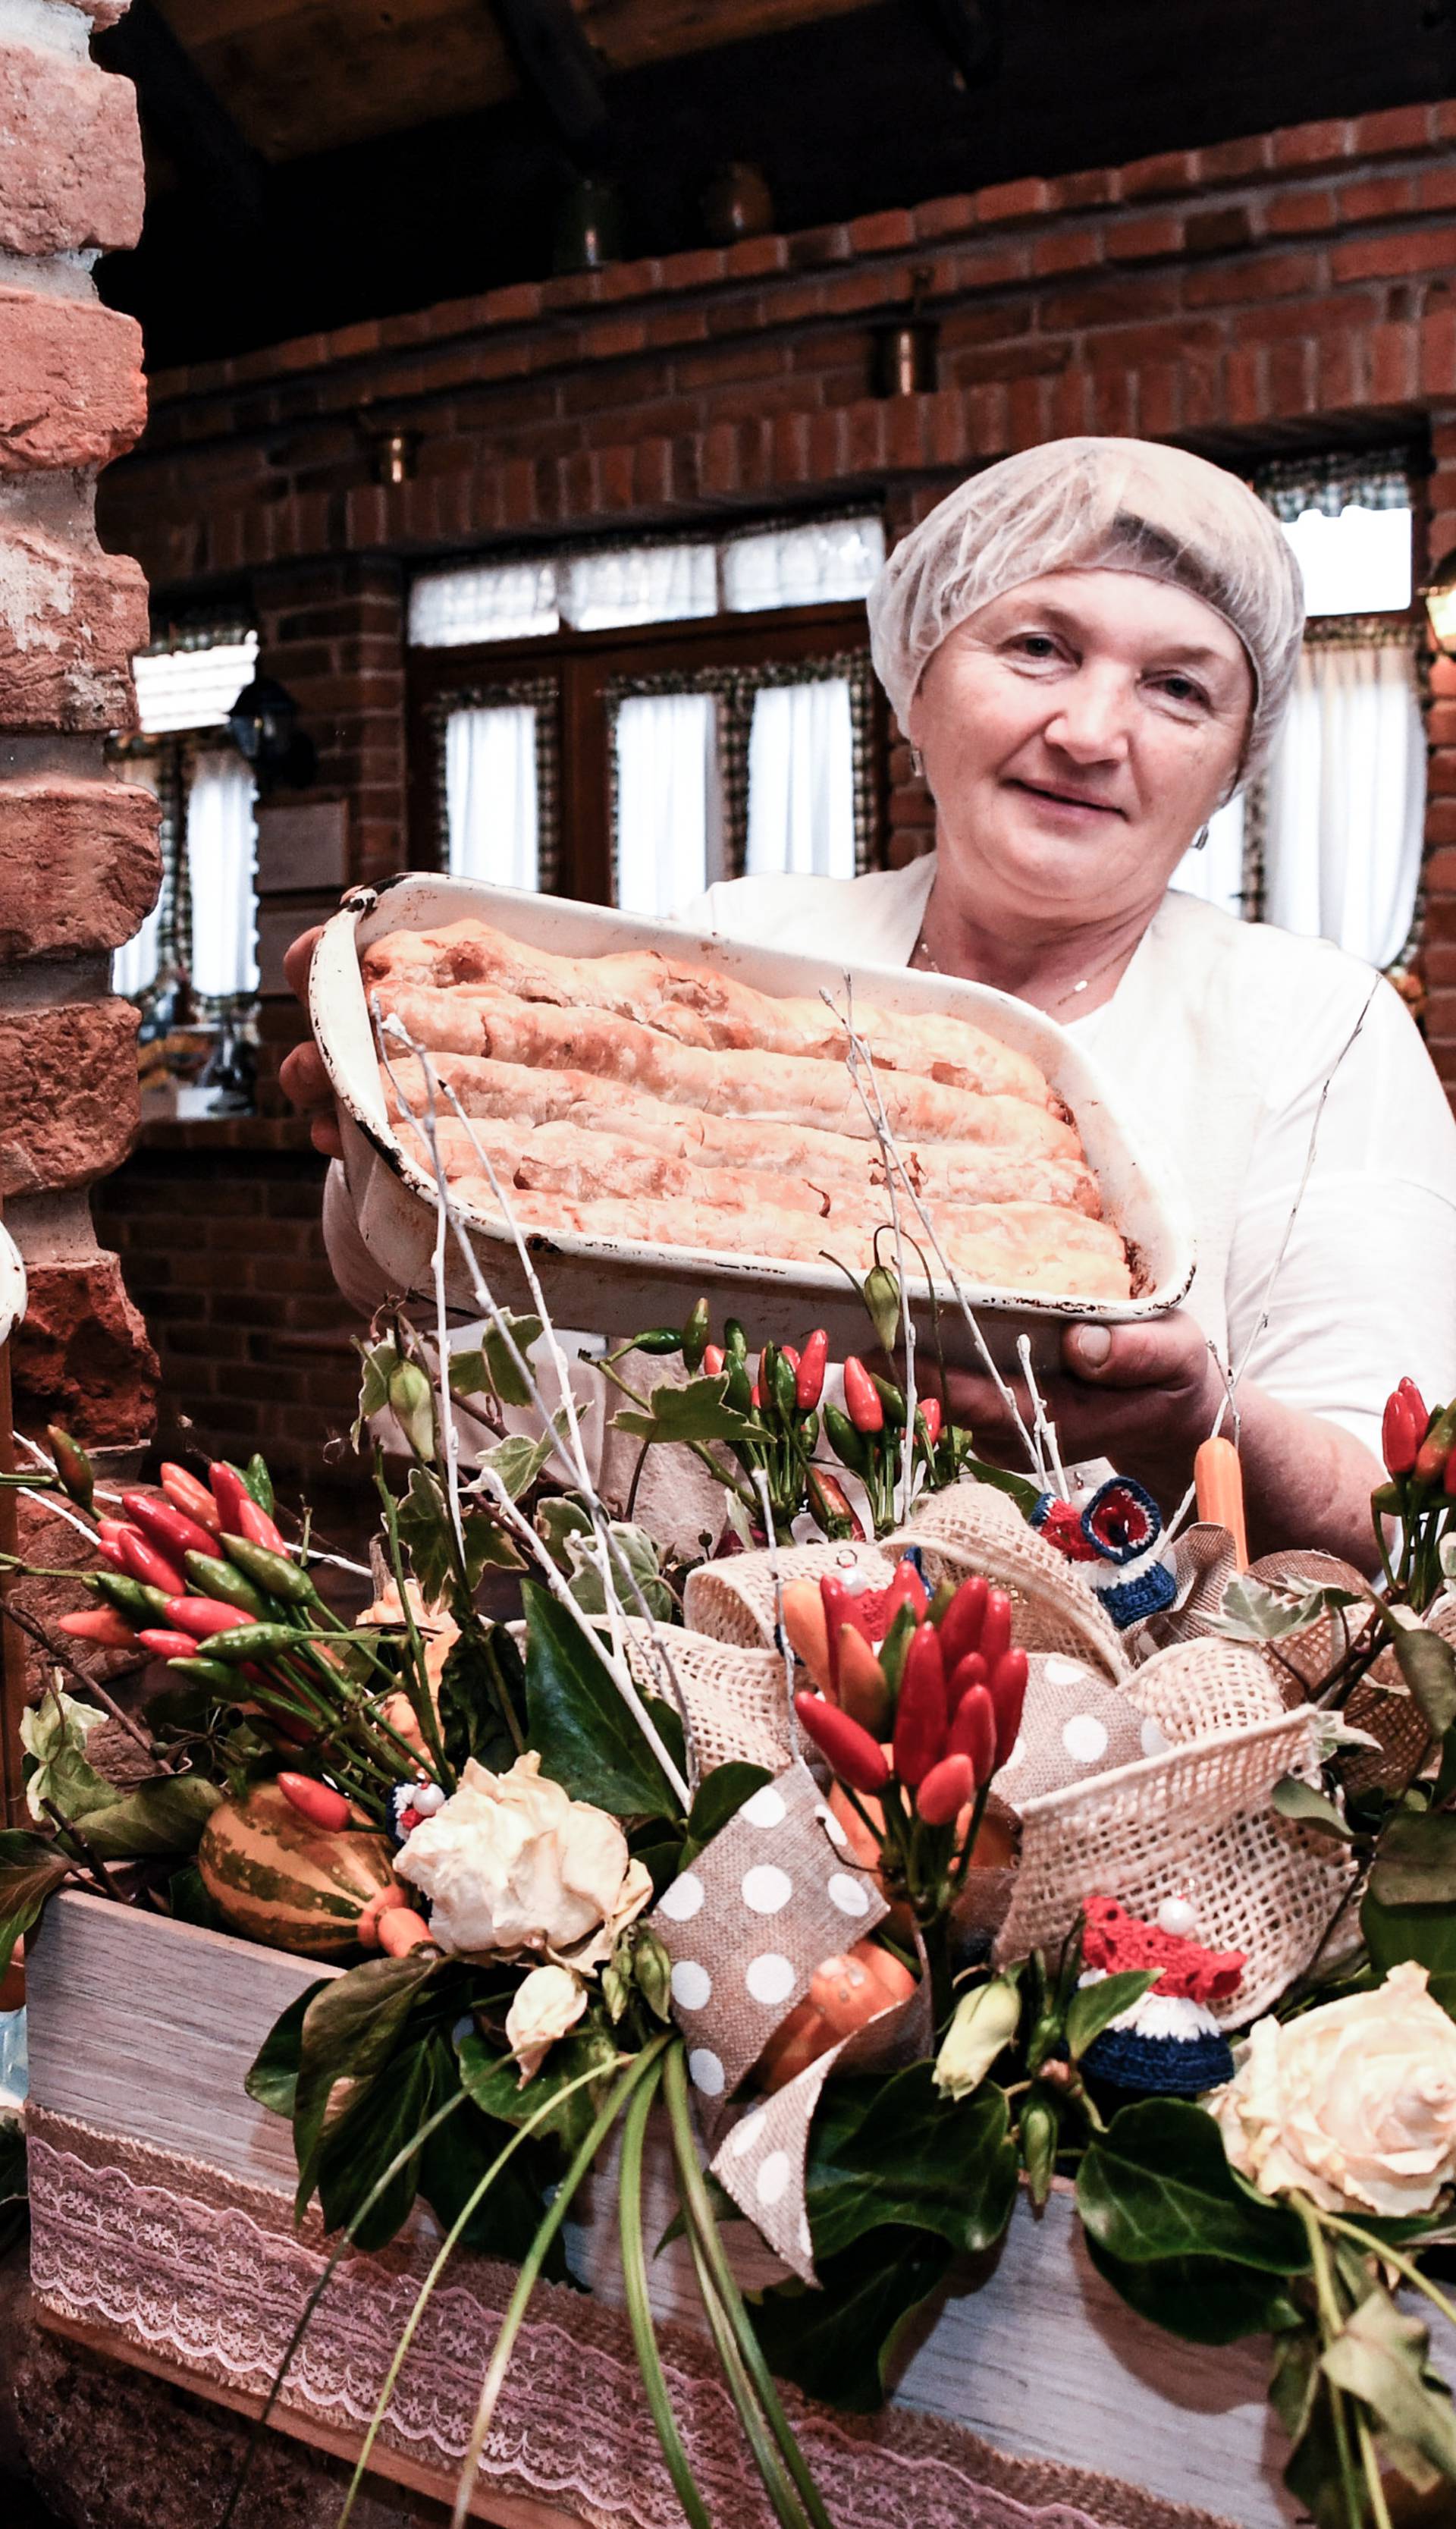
220;1535;318;1607
798;1409;820;1456
861;1262;902;1355
632;1327;684;1356
871;1371;907;1429
1021;2094;1060;2209
46;1425;95;1510
184;1551;272;1621
724;1318;748;1362
681;1297;711;1374
725;1356;754;1416
927;1577;957;1628
823;1402;869;1474
878;1599;921;1698
165;1654;240;1691
200;1621;318;1664
773;1352;798;1422
245;1453;276;1516
94;1572;170;1623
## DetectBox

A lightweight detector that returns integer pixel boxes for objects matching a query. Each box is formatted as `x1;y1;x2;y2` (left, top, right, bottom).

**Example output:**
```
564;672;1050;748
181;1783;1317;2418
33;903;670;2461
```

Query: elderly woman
287;437;1456;1566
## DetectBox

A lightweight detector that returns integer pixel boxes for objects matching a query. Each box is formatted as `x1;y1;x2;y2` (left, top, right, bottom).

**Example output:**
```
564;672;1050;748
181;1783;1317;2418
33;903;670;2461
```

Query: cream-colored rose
396;1751;651;1964
1210;1962;1456;2219
506;1964;588;2083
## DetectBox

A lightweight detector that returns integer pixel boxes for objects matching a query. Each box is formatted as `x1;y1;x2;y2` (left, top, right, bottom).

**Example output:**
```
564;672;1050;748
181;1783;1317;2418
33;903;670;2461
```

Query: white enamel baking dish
310;875;1194;1368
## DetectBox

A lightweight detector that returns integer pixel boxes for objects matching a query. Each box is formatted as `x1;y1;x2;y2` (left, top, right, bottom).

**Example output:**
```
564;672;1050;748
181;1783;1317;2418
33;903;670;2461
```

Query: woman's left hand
937;1309;1225;1510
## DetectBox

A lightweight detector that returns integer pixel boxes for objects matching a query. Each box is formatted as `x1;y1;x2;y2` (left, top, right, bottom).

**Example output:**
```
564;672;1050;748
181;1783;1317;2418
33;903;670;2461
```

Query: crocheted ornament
1078;1893;1246;2096
1031;1475;1177;1628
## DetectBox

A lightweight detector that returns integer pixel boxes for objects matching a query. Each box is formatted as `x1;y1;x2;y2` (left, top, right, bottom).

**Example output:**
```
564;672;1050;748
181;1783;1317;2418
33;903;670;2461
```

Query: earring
1191;823;1210;853
909;744;924;778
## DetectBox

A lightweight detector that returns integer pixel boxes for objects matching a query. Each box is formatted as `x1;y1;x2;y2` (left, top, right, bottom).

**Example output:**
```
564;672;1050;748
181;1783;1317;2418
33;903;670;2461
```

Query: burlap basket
682;1539;893;1652
623;1621;794;1777
888;1482;1130;1681
996;1632;1354;2022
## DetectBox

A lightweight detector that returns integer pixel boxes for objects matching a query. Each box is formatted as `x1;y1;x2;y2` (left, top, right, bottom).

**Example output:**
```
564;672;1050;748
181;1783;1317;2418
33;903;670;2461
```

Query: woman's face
905;568;1254;935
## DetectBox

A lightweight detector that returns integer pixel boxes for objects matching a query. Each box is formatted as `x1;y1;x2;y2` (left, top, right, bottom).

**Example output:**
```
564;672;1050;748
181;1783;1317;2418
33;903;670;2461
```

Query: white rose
1210;1962;1456;2219
506;1964;588;2084
396;1751;651;1964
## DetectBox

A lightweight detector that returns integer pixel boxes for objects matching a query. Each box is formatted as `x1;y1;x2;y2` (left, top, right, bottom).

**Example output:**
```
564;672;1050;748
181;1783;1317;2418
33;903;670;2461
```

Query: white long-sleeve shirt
325;859;1456;1466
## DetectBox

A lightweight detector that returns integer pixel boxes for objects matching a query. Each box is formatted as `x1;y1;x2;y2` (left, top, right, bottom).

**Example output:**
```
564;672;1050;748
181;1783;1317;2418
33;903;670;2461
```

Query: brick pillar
1423;414;1456;1111
0;0;157;1739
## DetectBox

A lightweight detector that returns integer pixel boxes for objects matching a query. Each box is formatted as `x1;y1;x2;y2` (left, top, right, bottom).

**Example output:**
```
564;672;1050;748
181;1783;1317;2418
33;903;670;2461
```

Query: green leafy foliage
679;1764;772;1868
397;1464;520;1605
1064;1970;1159;2060
1271;1778;1354;1843
0;1830;71;1981
802;2065;1018;2263
1368;1810;1456;1906
478;1427;557;1506
416;2031;557;2266
438;1623;526;1773
612;1374;764;1449
457;2023;621;2157
288;1949;443;2242
1364;1835;1456;2014
522;1580;685;1821
1391;1626;1456;1741
79;1777;222;1861
1205;1576;1362;1644
452;1312;546;1410
1321;2285;1456;2491
750;2229;953;2411
560;1518;677;1626
1077;2099;1309;2324
244;1982;325;2119
20;1689;111;1824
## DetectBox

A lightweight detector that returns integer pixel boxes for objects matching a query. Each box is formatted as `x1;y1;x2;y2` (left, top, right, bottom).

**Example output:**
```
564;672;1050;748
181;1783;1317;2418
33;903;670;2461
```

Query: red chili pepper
795;1329;829;1410
937;1573;988;1673
780;1345;801;1377
843;1356;884;1435
701;1343;726;1378
118;1527;188;1598
161;1594;254;1641
946;1648;989;1721
892;1625;947;1786
58;1607;140;1649
749;1379;762;1409
794;1692;890;1794
96;1538;126;1571
880;1558;930;1631
98;1517;130;1546
947;1682;996;1786
805;1466;865;1542
820;1574;877;1695
278;1772;351;1832
980;1587;1014;1670
209;1462;254;1532
160;1463;223;1533
122;1488;219;1567
916;1751;975;1827
137;1629;207;1661
1383;1388;1422;1477
987;1648;1028;1770
1415;1403;1456;1487
917;1396;943;1448
236;1493;288;1554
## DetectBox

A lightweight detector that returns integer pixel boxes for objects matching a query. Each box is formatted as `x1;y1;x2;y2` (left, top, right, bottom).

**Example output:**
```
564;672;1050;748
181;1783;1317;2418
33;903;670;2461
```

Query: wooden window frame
406;598;887;903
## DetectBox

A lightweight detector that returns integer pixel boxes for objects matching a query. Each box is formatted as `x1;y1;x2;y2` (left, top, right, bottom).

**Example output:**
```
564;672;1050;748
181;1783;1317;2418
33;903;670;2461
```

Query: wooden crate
25;1887;1420;2529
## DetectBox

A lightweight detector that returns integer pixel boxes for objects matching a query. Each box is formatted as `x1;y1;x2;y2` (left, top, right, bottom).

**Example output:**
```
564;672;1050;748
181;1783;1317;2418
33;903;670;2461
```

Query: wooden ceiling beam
96;0;269;231
488;0;608;144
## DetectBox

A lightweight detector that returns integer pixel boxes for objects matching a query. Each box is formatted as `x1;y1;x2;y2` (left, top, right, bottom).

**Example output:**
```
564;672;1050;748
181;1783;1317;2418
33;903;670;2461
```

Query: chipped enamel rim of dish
0;1220;26;1352
310;874;1195;1366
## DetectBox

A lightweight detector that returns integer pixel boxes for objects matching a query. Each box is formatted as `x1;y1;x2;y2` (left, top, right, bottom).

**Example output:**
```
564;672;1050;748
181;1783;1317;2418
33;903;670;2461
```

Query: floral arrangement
7;1159;1456;2529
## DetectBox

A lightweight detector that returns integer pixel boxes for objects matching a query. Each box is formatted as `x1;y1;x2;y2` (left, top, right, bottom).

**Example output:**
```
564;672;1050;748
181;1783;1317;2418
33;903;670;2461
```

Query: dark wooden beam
488;0;609;147
94;0;268;234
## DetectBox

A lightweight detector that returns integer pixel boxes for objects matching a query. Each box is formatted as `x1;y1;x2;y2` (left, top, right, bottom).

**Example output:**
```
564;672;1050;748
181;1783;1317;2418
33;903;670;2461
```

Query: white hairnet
868;437;1305;784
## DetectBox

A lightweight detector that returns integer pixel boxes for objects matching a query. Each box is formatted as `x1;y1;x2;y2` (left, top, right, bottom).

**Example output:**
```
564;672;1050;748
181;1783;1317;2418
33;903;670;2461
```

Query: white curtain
1170;794;1247;919
111;758;162;997
445;705;539;890
1280;504;1413;617
410;561;558;647
1263;642;1425;968
187;752;259;997
723;515;886;613
613;691;721;916
563;543;715;630
745;678;855;880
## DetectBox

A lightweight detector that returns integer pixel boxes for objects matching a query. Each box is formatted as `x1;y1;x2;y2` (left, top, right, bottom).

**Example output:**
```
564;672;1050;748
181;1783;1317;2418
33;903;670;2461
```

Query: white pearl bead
1156;1896;1198;1939
411;1781;447;1816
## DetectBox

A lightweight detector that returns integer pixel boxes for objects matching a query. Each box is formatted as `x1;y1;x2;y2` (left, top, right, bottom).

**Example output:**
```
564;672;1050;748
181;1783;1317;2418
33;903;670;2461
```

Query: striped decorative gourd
197;1779;402;1959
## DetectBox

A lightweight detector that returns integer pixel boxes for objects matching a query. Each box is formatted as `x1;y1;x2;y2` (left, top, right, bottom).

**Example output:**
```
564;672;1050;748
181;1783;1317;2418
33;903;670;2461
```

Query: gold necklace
909;925;1131;1016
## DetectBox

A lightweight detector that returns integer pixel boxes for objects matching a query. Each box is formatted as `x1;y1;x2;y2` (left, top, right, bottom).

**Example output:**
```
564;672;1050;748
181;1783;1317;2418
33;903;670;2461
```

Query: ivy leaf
290;1949;442;2225
245;1982;326;2120
612;1374;764;1447
1077;2099;1309;2273
805;2065;1018;2262
397;1465;519;1606
438;1623;525;1773
450;1312;544;1409
563;1518;676;1626
1271;1778;1354;1843
1064;1969;1160;2060
1368;1811;1456;1908
535;1494;592;1566
353;1338;398;1445
680;1764;772;1868
0;1830;72;1981
522;1579;684;1820
1204;1577;1361;1644
1363;1877;1456;2016
457;2024;620;2154
78;1776;221;1861
479;1425;557;1505
1322;2286;1456;2487
1086;2234;1304;2346
20;1689;113;1826
751;2228;952;2411
418;2034;557;2266
961;1456;1042;1518
1392;1628;1456;1742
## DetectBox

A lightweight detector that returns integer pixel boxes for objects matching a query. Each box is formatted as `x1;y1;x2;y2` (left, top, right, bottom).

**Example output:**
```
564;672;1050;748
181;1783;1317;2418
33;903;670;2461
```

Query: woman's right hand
278;926;344;1158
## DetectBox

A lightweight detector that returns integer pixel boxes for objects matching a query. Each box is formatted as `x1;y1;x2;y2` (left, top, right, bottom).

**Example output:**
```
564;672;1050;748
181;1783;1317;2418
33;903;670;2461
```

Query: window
1171;451;1424;972
112;624;262;1109
408;516;886;916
